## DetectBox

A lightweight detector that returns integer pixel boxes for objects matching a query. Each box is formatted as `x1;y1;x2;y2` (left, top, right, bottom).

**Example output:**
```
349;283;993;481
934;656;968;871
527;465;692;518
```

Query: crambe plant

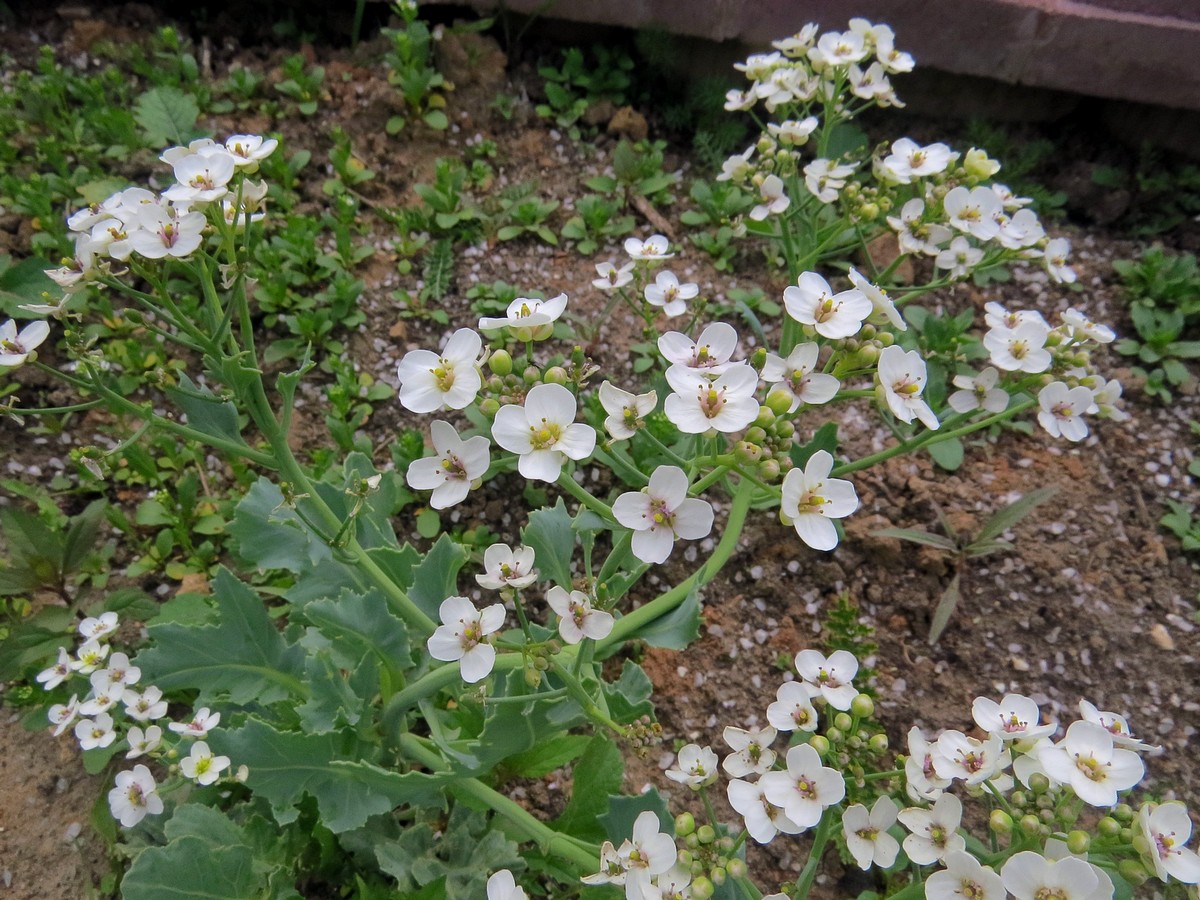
4;17;1163;900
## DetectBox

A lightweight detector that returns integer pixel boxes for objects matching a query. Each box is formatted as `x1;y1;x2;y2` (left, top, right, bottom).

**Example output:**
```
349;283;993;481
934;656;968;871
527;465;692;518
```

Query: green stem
556;471;614;520
399;734;600;872
794;807;835;898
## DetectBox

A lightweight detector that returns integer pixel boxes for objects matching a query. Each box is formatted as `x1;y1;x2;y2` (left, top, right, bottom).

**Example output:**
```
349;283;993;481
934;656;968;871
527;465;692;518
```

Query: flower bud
675;812;696;837
773;419;796;440
757;459;780;481
745;426;768;445
749;347;768;372
868;733;889;754
1039;809;1055;824
717;837;733;852
685;833;700;850
486;375;505;392
524;665;542;688
696;825;716;845
1019;814;1041;835
691;876;715;899
488;349;513;376
825;727;843;745
734;441;762;465
1132;833;1150;856
1117;859;1149;887
543;365;569;385
765;389;793;416
989;810;1014;835
1067;830;1090;855
850;694;875;718
753;407;776;429
1027;773;1050;795
727;858;746;879
834;713;854;732
1114;803;1134;823
523;366;540;385
1119;827;1133;843
677;849;693;867
808;734;831;756
479;398;500;418
1098;816;1121;838
964;147;1001;180
876;332;895;347
710;867;727;886
1010;791;1028;808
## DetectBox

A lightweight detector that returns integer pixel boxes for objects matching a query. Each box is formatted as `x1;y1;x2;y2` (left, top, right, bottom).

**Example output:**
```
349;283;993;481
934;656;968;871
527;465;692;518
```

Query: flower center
795;778;817;800
431;362;456;392
697;386;727;418
957;750;986;773
1156;832;1178;859
461;620;483;650
929;825;947;848
960;880;984;900
856;826;878;842
1072;753;1107;782
813;296;839;323
126;783;145;807
528;419;563;449
1051;401;1074;422
1003;713;1028;732
1010;339;1029;359
160;224;178;247
792;706;812;727
1034;890;1068;900
439;452;467;481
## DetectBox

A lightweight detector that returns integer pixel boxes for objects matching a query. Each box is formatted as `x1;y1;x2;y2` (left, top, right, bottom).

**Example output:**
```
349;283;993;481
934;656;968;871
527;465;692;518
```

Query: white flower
984;301;1047;332
783;272;872;339
995;208;1045;249
108;765;164;828
765;681;820;732
1037;382;1093;442
935;236;984;279
37;647;74;691
168;707;221;739
760;743;846;828
406;420;490;509
665;743;720;788
943;186;1001;241
122;685;168;722
1001;851;1103;900
1063;308;1115;344
984;321;1052;373
761;344;840;412
779;449;859;552
478;293;568;341
658;322;739;374
224;133;279;167
0;319;51;368
1139;802;1200;884
877;345;939;430
79;672;122;716
491;383;596;482
926;851;1006;900
180;740;231;786
847;267;906;331
625;235;673;261
767;117;818;146
48;695;79;737
932;730;1006;785
1044;237;1076;284
948;368;1009;414
426;597;506;683
803;158;855;204
619;811;677;898
76;713;117;750
880;138;953;183
396;328;483;413
848;62;897;103
163;150;236;204
808;30;868;66
972;693;1057;742
749;174;790;221
727;778;803;844
79;611;119;640
612;466;713;564
663;363;760;434
644;272;698;317
125;725;163;759
581;841;627;887
652;865;693;900
127;205;207;259
898;793;966;865
1039;720;1144;807
793;649;859;710
101;652;140;688
72;640;110;674
716;145;755;181
160;137;220;167
842;797;900;870
722;725;777;777
486;869;528;900
1077;699;1161;753
887;198;951;256
546;586;613;644
593;261;635;290
905;727;952;801
598;382;657;441
476;543;538;590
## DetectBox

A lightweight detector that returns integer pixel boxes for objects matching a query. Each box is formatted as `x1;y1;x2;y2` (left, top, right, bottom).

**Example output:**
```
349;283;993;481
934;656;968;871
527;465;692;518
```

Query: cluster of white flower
425;542;616;683
37;612;238;826
44;134;276;294
633;650;1200;897
590;235;701;321
581;810;681;900
717;20;1074;286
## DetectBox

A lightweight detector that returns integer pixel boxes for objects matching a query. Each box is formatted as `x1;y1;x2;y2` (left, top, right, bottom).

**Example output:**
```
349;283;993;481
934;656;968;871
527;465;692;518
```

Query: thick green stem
557;470;614;520
794;807;835;898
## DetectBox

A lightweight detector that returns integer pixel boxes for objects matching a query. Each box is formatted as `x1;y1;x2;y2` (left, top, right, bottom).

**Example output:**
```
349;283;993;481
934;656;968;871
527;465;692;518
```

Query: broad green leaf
229;478;333;573
521;499;574;587
927;436;964;471
504;734;591;778
0;254;56;314
928;572;961;646
601;659;654;722
598;789;673;845
211;718;446;833
303;589;410;672
872;528;957;552
136;568;305;704
974;486;1059;544
295;646;372;732
408;533;469;620
166;374;245;446
134;87;200;146
791;422;839;470
553;735;623;842
626;589;701;650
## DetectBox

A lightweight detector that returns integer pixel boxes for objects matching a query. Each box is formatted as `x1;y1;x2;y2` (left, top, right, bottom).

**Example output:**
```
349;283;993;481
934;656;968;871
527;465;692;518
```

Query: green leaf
228;479;333;573
553;735;623;842
136;568;306;705
521;499;574;588
928;572;961;646
416;508;441;539
134;87;200;146
601;659;654;722
0;605;72;680
408;533;469;620
211;718;446;833
791;422;839;470
927;437;964;472
504;734;592;778
166;374;245;446
0;254;56;314
872;528;957;552
973;487;1059;545
626;589;701;650
598;789;673;845
302;588;410;672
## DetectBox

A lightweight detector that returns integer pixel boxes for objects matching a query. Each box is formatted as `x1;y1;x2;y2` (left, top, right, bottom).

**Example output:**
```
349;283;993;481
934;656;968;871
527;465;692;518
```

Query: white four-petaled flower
476;543;538;590
760;743;846;828
491;383;596;482
794;648;859;710
783;272;872;339
406;420;490;509
426;596;506;684
842;797;901;870
598;382;657;441
612;466;713;564
108;764;164;827
779;450;859;552
546;586;614;644
877;345;939;430
396;328;483;413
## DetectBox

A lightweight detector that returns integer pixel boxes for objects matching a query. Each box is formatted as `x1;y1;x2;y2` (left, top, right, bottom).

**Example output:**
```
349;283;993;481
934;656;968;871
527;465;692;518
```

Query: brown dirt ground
0;4;1197;898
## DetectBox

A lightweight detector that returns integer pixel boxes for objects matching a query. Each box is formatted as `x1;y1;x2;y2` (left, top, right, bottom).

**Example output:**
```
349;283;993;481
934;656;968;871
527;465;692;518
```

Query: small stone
1011;656;1030;672
1149;623;1176;651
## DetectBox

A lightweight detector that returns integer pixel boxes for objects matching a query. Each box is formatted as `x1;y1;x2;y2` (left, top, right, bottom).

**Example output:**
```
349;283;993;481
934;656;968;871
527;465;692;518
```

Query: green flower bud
675;812;696;837
479;398;500;418
765;389;793;416
808;734;831;756
717;837;734;852
696;825;716;845
1132;833;1150;856
1114;803;1134;823
989;810;1014;835
1028;773;1050;795
524;665;542;688
1098;816;1121;838
1039;809;1055;824
691;876;715;899
677;849;693;867
488;349;513;376
745;426;768;445
753;407;776;429
543;365;569;385
749;347;768;372
1117;859;1149;887
685;833;700;850
734;441;762;465
876;332;895;347
523;366;540;385
486;375;504;392
1119;827;1133;843
1010;791;1028;808
1067;830;1090;855
834;713;854;732
727;858;746;879
710;867;726;886
850;694;875;718
868;733;889;754
757;459;780;481
1019;814;1041;835
825;727;843;745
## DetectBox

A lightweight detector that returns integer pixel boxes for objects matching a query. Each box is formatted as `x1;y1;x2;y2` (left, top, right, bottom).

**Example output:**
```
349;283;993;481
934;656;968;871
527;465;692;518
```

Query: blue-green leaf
625;589;701;650
408;533;469;619
521;499;575;587
165;374;244;446
229;479;333;574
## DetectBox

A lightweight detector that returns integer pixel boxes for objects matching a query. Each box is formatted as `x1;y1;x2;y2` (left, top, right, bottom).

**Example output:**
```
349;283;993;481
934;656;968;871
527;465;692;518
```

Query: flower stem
793;807;835;898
